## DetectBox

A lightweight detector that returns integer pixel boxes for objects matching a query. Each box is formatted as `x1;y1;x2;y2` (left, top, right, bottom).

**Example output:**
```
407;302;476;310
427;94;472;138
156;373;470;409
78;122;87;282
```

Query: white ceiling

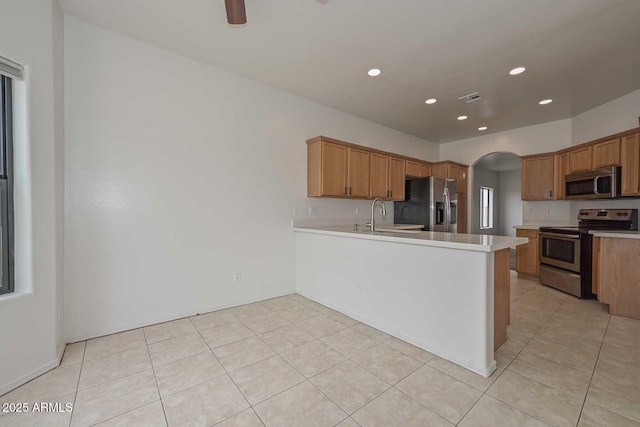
59;0;640;143
474;152;522;172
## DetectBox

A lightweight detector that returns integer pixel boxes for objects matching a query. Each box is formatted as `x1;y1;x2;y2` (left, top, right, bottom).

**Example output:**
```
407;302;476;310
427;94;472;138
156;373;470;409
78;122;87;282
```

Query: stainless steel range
539;209;638;298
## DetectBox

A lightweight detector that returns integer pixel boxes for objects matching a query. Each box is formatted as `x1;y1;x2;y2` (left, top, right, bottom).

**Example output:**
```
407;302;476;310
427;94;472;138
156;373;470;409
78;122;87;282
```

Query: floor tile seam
83;342;148;364
347;353;425;387
68;339;87;427
143;328;200;346
576;314;612;425
77;358;154;393
425;359;506;393
84;399;163;427
390;383;462;426
146;339;171;427
480;381;558;427
191;323;254;411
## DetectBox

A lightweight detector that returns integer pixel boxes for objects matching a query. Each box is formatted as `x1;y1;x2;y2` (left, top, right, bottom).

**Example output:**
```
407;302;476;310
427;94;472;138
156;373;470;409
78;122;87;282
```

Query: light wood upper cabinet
522;155;554;200
516;229;539;276
406;161;420;178
592;138;621;168
307;140;348;197
430;162;468;194
554;152;570;200
369;153;390;198
388;158;406;201
621;132;640;196
569;146;593;173
347;147;370;198
419;163;431;178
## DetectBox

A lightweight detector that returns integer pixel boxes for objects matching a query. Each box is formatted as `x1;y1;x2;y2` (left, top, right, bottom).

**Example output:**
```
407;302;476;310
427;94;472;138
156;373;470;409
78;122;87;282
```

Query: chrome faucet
366;198;387;231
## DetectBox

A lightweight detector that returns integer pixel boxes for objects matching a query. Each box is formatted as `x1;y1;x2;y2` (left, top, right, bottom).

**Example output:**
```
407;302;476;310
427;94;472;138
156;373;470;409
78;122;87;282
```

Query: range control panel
578;209;637;221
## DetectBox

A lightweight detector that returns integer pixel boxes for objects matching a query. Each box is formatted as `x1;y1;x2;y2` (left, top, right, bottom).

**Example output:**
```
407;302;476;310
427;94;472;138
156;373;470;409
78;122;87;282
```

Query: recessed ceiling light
368;68;381;77
425;98;437;105
539;99;553;105
509;66;526;75
478;126;488;131
457;115;468;121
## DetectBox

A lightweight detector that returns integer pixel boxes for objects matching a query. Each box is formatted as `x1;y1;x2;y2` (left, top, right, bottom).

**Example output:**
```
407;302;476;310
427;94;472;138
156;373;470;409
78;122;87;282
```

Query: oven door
539;232;581;273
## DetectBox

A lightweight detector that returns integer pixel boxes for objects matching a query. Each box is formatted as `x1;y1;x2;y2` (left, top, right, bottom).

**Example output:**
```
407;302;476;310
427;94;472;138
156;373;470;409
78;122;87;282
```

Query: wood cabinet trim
306;136;436;166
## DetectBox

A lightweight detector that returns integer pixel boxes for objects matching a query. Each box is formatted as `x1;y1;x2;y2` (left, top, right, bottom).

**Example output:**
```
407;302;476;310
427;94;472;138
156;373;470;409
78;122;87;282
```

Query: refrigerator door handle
443;187;450;232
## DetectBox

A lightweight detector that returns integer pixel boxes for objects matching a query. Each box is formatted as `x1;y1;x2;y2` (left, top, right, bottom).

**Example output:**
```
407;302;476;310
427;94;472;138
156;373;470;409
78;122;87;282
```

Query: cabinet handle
348;187;352;195
386;190;389;197
549;190;553;198
344;187;347;195
390;190;393;198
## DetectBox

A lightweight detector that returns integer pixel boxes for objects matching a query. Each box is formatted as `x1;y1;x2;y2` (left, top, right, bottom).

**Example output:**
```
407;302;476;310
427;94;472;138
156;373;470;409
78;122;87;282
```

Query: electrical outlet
355;207;359;216
234;271;242;281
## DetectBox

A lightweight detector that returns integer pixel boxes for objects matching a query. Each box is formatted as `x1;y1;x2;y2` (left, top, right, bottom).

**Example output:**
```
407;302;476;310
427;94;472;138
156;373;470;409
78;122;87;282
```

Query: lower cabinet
593;237;640;320
516;229;539;276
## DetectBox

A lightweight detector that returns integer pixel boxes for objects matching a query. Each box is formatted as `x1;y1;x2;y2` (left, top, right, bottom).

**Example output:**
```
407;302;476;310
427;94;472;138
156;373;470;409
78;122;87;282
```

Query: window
0;75;14;294
480;186;493;230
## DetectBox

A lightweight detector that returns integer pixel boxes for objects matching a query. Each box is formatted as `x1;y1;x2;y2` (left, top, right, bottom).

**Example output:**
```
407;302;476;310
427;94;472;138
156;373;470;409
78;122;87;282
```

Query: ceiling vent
458;92;482;103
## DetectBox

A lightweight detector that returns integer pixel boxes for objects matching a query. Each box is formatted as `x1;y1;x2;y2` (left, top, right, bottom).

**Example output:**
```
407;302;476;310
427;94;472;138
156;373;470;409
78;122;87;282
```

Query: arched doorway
471;152;523;237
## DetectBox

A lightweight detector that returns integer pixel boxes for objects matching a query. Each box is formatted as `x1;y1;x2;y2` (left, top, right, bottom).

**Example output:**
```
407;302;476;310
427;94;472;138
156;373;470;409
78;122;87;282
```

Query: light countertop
589;230;640;240
293;225;528;253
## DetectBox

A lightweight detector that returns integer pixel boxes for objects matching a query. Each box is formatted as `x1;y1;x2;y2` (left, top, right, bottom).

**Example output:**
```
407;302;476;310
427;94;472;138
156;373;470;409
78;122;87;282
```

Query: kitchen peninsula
294;226;527;377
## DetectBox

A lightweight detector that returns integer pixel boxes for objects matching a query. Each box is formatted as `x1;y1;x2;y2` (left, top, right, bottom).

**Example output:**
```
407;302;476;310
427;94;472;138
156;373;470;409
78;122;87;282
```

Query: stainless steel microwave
565;167;621;200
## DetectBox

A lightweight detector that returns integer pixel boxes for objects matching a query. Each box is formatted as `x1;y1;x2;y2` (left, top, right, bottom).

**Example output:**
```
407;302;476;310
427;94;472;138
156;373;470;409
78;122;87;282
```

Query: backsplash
292;197;394;227
522;200;573;224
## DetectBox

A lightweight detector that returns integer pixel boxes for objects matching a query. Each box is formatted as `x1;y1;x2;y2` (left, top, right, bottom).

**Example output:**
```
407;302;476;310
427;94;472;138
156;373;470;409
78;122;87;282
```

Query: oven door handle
539;232;580;239
593;176;600;195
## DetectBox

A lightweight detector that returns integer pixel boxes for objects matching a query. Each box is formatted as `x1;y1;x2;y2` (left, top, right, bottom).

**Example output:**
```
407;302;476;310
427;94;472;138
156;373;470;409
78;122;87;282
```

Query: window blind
0;56;23;80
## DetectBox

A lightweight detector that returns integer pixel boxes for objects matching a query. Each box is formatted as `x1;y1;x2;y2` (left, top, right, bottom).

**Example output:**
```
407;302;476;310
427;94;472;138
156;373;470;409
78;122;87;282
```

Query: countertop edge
589;230;640;239
293;227;528;253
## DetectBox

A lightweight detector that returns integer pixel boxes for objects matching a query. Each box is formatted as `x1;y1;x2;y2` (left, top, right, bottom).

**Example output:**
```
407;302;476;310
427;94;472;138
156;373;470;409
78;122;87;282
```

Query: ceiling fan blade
225;0;247;25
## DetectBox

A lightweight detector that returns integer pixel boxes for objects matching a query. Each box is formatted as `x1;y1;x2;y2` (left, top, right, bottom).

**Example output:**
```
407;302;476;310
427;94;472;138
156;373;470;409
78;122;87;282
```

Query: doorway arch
470;152;522;236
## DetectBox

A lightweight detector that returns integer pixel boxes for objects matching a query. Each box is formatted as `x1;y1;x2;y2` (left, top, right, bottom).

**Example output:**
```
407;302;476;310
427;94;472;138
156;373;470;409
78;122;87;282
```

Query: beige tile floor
1;272;639;426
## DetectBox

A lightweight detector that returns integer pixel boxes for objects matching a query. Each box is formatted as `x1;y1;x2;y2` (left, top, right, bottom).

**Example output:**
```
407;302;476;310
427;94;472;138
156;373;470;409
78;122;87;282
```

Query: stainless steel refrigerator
394;177;458;232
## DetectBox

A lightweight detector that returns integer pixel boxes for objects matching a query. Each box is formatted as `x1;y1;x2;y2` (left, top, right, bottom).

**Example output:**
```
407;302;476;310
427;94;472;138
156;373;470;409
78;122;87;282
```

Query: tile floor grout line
477;290;588;427
67;341;87;427
456;280;569;426
187;315;257;423
575;313;611;426
144;328;171;427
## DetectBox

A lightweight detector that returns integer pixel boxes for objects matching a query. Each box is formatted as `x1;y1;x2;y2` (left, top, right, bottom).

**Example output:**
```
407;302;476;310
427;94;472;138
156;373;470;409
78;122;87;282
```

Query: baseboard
0;358;60;397
296;290;497;378
65;290;295;343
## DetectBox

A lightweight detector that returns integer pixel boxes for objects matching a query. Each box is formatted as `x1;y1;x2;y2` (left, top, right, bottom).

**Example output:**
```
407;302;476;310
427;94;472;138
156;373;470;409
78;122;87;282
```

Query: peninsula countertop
589;230;640;240
293;225;528;253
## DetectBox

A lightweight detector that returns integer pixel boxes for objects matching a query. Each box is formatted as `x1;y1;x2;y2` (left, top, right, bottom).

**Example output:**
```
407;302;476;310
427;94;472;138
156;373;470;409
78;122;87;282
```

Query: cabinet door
406;161;420;178
457;194;467;234
419;163;431;178
569;146;593;173
621;133;640;196
516;229;539;275
321;142;348;196
593;138;621;168
554;152;570;200
457;166;468;193
370;153;390;198
522;156;554;200
431;163;448;179
388;158;406;201
347;148;370;198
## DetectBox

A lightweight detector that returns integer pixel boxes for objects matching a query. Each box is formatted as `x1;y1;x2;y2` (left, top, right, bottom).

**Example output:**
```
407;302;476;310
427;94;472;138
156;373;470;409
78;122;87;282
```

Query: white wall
0;0;65;395
572;89;640;144
63;17;439;342
497;170;522;236
471;167;499;235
